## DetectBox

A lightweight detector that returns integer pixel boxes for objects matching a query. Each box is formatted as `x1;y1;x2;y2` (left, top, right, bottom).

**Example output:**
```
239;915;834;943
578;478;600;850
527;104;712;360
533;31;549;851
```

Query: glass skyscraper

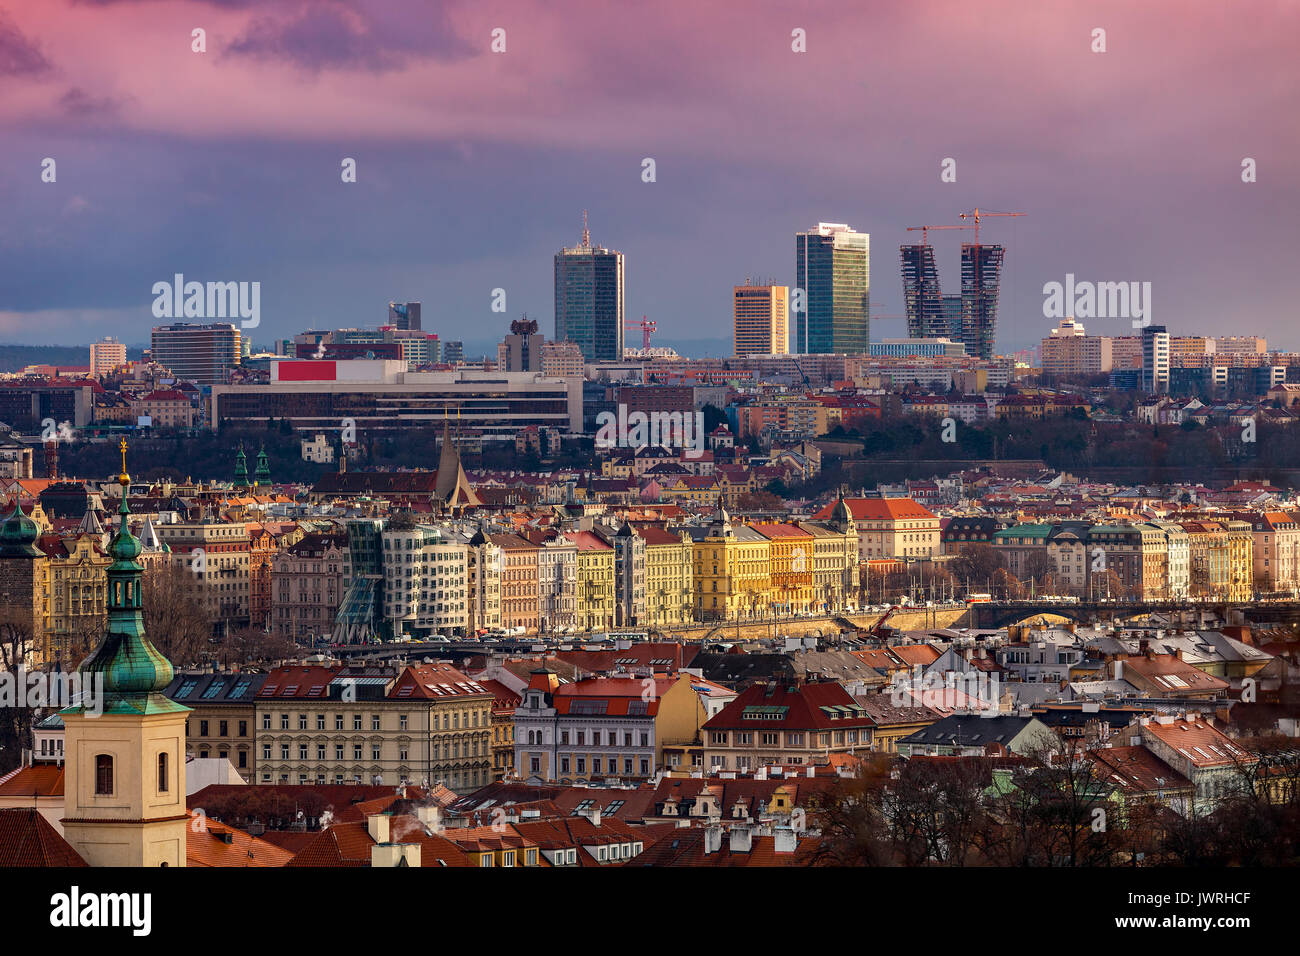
794;222;870;354
555;228;625;363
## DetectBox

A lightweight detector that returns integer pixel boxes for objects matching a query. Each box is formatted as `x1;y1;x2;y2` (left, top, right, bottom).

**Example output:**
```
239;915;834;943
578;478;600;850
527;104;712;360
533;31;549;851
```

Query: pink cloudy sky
0;0;1296;353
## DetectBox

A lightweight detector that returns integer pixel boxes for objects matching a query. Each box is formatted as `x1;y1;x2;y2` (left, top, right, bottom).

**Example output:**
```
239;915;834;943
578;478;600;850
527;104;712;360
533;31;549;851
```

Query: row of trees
862;544;1139;604
811;736;1300;867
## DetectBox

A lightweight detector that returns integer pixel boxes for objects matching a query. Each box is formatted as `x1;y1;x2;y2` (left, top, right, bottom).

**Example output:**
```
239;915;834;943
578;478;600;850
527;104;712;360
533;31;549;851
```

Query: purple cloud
0;7;51;76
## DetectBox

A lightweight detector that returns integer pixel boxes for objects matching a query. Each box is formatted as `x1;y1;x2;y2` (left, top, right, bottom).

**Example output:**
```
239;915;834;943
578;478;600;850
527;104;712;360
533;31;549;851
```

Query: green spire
254;443;271;486
234;442;249;488
64;440;187;717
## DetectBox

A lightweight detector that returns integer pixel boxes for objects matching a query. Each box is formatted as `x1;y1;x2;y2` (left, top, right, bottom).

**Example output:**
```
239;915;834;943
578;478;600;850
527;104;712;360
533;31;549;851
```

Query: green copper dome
0;498;41;556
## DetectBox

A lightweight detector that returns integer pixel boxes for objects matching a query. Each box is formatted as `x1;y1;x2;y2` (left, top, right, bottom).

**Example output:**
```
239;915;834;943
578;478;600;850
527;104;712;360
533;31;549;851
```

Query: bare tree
216;626;300;667
0;611;37;772
142;562;213;667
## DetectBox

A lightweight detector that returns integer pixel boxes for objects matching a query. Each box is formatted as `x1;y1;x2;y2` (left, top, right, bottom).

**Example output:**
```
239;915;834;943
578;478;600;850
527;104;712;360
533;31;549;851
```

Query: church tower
254;443;271;487
61;441;191;867
233;443;249;489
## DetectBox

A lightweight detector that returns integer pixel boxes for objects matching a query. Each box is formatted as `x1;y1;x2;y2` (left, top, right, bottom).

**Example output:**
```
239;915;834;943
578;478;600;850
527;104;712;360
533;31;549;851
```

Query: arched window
158;752;169;793
95;754;113;795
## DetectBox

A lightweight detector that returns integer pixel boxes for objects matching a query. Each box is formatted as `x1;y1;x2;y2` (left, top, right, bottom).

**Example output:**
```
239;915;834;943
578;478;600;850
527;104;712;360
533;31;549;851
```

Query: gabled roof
1090;746;1192;793
1141;716;1255;768
287;817;471;867
551;676;673;716
811;497;937;522
187;812;294;867
0;808;86;867
0;764;64;798
703;681;872;731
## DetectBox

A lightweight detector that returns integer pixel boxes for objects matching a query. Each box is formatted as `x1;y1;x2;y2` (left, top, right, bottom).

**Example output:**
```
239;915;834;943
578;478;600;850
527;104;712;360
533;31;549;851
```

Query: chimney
366;813;391;845
703;824;724;855
1114;660;1124;681
371;842;421;868
806;765;816;778
415;804;441;832
728;826;753;854
773;825;798;854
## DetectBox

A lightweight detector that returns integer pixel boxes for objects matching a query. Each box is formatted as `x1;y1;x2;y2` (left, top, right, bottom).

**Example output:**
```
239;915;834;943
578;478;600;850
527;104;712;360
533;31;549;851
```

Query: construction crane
625;315;657;349
957;208;1025;245
905;224;973;245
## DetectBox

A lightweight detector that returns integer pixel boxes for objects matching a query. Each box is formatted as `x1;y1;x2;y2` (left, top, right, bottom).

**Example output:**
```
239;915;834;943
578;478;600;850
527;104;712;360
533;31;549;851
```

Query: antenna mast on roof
582;210;590;249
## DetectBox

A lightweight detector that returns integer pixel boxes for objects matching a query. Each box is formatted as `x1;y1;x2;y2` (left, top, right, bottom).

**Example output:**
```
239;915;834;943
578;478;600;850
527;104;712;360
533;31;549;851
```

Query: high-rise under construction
900;241;1005;360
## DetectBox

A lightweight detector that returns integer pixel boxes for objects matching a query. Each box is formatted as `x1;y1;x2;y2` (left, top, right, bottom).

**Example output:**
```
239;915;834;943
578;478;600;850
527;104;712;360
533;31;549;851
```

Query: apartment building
166;671;267;781
156;519;251;625
702;682;873;771
814;496;940;562
270;532;349;641
687;508;772;622
491;533;541;633
535;535;578;632
753;523;815;615
514;670;705;783
1235;510;1300;593
563;530;615;631
255;662;494;790
636;526;694;627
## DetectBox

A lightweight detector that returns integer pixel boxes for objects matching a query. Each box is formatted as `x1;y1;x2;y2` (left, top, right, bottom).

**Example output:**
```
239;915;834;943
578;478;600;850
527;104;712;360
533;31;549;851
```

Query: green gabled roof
993;523;1054;540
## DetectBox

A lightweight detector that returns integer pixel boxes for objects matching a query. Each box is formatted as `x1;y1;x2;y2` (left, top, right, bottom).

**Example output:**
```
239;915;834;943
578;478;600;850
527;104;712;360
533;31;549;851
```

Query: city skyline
0;0;1296;353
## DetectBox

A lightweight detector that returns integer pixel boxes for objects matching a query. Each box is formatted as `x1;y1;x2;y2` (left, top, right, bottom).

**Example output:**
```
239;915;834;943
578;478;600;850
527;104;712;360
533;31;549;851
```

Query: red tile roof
0;808;87;867
187;812;294;867
703;681;873;731
286;817;472;867
812;497;937;522
1090;746;1193;793
551;676;673;716
0;764;64;798
256;664;345;697
1142;716;1255;768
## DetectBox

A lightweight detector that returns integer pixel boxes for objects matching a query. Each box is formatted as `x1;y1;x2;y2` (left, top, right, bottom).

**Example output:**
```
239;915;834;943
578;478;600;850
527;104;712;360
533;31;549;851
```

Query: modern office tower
794;222;870;354
1142;325;1171;394
150;322;241;385
498;316;545;372
88;337;127;377
960;243;1005;360
555;219;625;363
733;281;789;356
388;301;421;331
1040;317;1113;379
444;341;464;364
900;244;946;340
